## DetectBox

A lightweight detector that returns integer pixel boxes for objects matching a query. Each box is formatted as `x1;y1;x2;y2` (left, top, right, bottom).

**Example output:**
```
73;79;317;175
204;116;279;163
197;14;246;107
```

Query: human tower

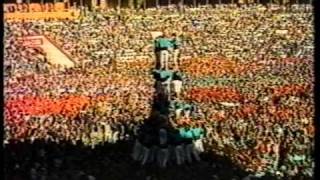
131;32;205;168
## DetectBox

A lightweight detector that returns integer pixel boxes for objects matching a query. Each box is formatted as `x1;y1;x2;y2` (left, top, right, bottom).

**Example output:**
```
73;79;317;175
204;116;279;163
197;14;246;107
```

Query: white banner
275;30;288;35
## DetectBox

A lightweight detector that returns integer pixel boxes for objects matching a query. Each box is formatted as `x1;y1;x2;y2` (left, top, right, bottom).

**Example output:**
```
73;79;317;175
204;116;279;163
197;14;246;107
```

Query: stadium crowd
4;3;314;180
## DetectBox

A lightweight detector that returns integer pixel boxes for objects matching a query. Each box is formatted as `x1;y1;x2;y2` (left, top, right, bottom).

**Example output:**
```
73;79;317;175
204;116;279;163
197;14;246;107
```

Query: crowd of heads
4;4;314;180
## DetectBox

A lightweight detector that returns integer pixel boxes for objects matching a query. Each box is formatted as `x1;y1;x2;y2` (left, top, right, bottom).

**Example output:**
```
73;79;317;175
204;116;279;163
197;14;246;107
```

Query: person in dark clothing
154;36;162;69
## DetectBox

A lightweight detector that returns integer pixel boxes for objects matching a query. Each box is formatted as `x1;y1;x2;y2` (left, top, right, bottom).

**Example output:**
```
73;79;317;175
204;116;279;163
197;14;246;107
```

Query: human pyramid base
131;31;205;168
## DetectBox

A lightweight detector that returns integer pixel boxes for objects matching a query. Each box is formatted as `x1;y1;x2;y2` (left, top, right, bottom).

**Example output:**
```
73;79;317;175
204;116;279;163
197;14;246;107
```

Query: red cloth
5;95;112;121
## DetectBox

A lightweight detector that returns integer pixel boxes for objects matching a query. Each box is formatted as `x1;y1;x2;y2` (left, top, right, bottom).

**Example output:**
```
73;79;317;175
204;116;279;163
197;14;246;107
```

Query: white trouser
112;131;119;143
160;50;169;70
185;143;201;162
194;139;204;153
184;109;191;119
172;80;182;98
104;130;113;143
173;49;180;69
162;80;171;100
91;142;96;149
175;108;183;120
157;148;169;168
273;154;280;170
175;145;185;165
191;143;201;162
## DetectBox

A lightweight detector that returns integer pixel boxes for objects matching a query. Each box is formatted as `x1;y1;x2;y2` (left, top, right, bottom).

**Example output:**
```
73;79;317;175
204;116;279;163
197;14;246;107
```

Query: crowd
4;3;314;180
4;21;50;77
16;3;311;65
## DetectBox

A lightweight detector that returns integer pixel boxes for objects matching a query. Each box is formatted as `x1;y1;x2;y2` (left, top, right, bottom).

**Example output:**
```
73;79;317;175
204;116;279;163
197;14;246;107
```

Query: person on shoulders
158;32;172;70
171;71;183;99
171;33;182;70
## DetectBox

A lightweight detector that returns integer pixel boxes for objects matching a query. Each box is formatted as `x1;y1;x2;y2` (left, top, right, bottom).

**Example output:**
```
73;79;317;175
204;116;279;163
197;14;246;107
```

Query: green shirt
154;38;160;50
160;70;173;79
153;69;161;76
192;128;204;140
158;38;172;49
175;102;184;110
293;155;306;161
179;128;186;138
184;104;192;110
184;129;194;139
171;38;181;49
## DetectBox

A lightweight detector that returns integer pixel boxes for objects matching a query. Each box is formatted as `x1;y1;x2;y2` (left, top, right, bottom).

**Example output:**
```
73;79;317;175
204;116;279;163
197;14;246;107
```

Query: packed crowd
12;3;311;65
4;4;314;180
4;21;49;78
